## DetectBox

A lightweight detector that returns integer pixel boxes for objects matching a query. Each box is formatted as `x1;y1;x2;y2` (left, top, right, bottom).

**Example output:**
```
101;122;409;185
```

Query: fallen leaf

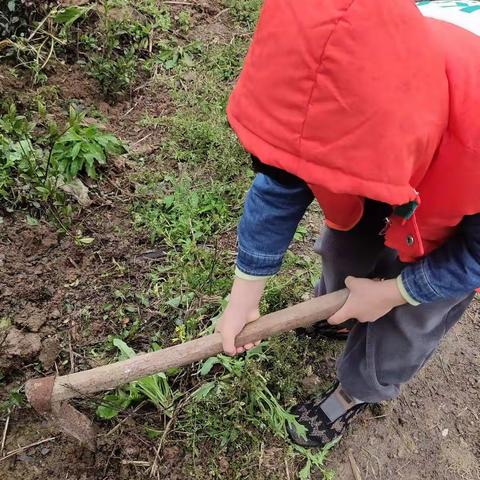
58;177;92;207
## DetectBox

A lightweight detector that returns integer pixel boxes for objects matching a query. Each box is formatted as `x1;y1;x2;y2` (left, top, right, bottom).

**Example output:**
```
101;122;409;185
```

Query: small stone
0;317;12;331
123;417;136;427
124;444;139;456
50;308;61;319
40;232;59;249
163;445;182;462
1;287;13;298
397;445;407;459
218;456;229;473
41;447;50;456
18;454;34;463
441;428;449;438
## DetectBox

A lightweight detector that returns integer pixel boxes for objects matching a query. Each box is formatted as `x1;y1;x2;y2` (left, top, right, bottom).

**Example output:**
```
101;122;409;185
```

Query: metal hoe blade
25;376;97;451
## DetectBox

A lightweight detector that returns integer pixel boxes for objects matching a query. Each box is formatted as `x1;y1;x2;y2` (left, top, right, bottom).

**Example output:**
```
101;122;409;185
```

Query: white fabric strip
417;0;480;36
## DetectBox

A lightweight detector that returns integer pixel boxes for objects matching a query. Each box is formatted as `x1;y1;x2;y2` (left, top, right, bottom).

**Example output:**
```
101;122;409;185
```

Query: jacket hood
227;0;449;205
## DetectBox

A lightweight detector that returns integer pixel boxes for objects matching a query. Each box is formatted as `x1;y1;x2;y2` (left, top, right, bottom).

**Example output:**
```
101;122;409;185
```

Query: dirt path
329;302;480;480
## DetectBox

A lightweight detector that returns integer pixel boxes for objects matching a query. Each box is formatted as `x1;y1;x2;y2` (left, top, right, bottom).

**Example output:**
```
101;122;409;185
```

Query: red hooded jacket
227;0;480;263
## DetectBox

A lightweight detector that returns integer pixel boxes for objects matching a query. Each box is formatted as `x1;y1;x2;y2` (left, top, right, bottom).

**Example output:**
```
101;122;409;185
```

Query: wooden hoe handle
26;290;348;405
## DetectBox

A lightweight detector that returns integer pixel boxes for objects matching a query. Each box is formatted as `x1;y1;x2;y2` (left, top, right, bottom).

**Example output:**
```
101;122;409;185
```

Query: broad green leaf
113;338;136;359
71;142;81;160
26;215;39;226
54;6;90;28
299;459;312;480
192;381;216;400
199;356;220;376
96;404;120;420
96;391;131;419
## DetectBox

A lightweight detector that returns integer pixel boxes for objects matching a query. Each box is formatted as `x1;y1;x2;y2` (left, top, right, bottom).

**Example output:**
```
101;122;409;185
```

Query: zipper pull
379;217;391;236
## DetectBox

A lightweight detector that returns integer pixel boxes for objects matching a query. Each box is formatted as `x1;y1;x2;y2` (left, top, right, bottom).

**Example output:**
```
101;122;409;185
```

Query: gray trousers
315;202;474;403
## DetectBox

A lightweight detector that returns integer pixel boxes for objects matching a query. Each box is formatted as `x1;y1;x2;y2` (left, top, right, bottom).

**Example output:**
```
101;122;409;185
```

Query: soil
1;5;479;479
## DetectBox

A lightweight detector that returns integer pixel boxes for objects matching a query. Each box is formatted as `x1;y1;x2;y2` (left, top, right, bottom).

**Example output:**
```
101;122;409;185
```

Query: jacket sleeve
400;213;480;303
236;173;314;278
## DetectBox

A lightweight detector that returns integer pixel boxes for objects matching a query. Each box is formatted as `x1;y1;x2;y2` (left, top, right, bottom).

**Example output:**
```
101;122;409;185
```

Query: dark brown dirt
0;163;179;480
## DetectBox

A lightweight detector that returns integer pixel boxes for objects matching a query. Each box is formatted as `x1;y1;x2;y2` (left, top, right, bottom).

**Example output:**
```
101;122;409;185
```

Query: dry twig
348;448;363;480
0;437;56;462
1;414;10;456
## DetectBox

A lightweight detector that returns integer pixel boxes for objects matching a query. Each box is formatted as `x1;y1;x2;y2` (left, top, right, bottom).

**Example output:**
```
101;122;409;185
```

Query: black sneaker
296;280;357;340
310;318;356;340
287;382;367;448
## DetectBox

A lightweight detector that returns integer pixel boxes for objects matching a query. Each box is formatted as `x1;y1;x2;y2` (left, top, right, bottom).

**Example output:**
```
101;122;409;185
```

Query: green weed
176;344;334;478
52;109;125;180
263;251;321;312
177;10;192;33
89;47;138;99
223;0;263;29
145;40;202;71
96;338;178;419
0;386;24;415
85;0;200;99
135;175;238;247
133;173;242;341
1;4;92;83
0;103;124;210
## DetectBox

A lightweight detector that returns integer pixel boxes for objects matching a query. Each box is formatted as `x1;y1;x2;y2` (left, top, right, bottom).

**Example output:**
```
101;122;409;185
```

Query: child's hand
328;277;406;325
216;305;260;356
215;276;267;355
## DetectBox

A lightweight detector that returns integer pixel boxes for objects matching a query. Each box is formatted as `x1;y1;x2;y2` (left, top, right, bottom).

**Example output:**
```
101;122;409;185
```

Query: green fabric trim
393;200;419;220
396;275;421;306
234;267;272;281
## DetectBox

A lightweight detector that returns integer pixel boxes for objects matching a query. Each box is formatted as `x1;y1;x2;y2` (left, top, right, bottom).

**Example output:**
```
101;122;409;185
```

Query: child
216;0;480;447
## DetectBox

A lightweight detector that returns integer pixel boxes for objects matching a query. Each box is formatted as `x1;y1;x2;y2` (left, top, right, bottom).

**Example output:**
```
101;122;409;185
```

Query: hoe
25;290;348;450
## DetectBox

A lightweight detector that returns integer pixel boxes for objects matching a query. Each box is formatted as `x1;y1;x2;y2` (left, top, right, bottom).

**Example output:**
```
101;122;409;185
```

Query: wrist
226;296;260;313
382;278;407;307
227;275;266;314
224;302;260;323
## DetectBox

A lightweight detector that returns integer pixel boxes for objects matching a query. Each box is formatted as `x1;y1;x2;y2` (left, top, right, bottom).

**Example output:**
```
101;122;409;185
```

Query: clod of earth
40;233;59;249
3;327;42;359
39;337;62;370
301;374;322;395
14;305;48;332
